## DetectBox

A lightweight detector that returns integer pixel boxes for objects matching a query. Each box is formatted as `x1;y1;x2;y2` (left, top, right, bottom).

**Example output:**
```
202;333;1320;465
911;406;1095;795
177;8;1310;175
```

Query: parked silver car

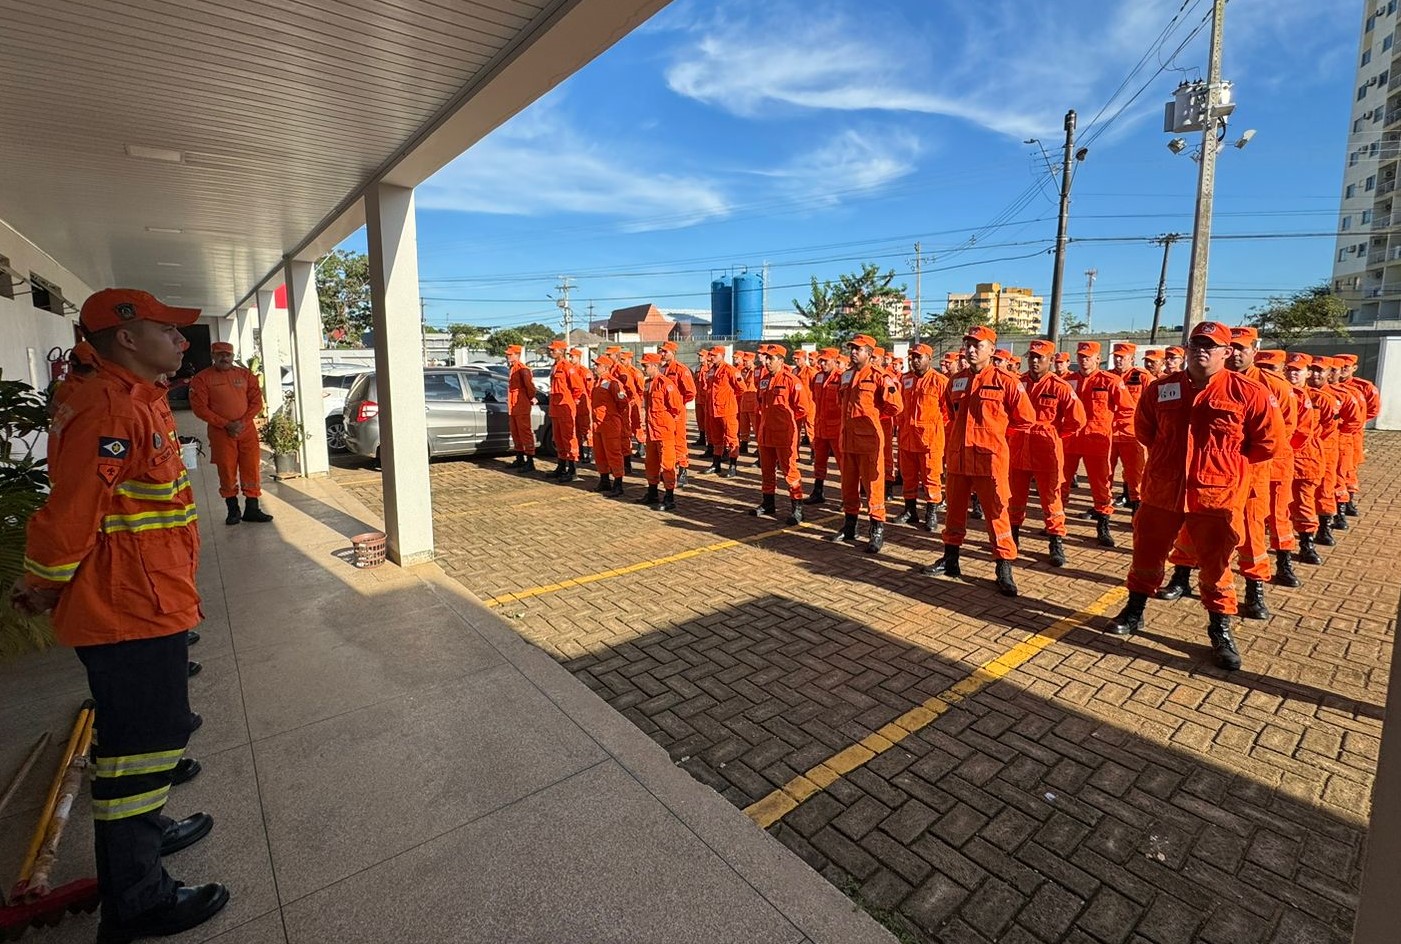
342;367;551;463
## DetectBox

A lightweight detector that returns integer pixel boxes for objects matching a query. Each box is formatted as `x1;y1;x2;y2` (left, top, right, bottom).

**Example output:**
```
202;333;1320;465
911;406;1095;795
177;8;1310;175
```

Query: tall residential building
1334;0;1401;324
946;283;1044;334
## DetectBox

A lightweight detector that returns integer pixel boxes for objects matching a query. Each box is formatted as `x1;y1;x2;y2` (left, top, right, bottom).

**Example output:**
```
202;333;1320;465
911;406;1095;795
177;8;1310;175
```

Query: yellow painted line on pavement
743;585;1128;830
482;514;836;608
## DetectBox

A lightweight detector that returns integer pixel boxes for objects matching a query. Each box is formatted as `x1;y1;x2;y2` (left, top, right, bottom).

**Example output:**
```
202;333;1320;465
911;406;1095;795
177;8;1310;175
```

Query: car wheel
539;422;556;458
326;417;349;453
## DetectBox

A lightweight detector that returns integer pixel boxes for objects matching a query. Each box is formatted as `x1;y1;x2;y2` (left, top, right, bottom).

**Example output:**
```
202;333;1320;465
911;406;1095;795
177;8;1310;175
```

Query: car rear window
347;373;375;403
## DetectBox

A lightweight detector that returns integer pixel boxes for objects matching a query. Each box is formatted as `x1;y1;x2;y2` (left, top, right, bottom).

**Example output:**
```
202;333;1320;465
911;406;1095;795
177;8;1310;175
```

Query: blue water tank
710;278;733;338
732;272;764;340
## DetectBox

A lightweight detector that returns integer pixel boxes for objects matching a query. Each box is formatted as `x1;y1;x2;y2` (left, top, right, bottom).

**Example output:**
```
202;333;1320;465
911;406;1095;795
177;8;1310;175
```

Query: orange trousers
673;409;691;470
1265;474;1296;552
575;399;591;449
1170;471;1270;581
840;450;885;520
812;436;839;481
1289;475;1320;536
550;408;578;461
708;413;739;458
1318;438;1339;517
1336;434;1358;502
943;473;1017;560
738;410;757;446
646;437;677;489
1351;431;1365;494
759;442;802;499
594;415;626;477
1135;504;1241;614
1009;467;1065;537
209;427;262;499
509;411;535;456
1061;450;1114;517
882;418;897;481
899;449;943;504
1110;438;1145;501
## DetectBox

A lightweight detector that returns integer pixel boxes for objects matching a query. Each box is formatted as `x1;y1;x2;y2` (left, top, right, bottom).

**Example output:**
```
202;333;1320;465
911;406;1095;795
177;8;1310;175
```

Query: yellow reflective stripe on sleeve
101;504;199;534
91;785;170;821
113;472;191;502
24;557;79;583
93;748;185;779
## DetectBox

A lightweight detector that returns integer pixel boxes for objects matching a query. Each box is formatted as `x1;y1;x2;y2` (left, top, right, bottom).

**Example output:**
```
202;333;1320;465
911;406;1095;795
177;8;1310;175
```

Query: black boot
723;458;738;478
1095;514;1115;548
1344;496;1360;517
581;446;593;464
1157;566;1193;601
1273;550;1300;588
803;480;827;505
547;460;566;479
786;499;803;526
677;467;689;489
1048;536;1067;568
696;432;707;447
825;514;858;543
891;499;919;525
560;461;577;483
624;456;634;477
1296;533;1322;565
750;494;777;517
864;520;885;554
660;489;676;511
242;498;274;523
702;444;715;459
609;477;625;499
1332;511;1349;531
596;473;612;493
1240;579;1271;621
970;494;984;520
1316;517;1336;546
923;502;942;532
994;560;1018;597
224;496;241;526
740;442;750;456
518;455;536;474
923;545;961;577
1208;613;1242;671
510;453;525;469
1105;591;1147;637
709;456;724;475
95;883;230;944
1010;525;1021;548
637;485;659;506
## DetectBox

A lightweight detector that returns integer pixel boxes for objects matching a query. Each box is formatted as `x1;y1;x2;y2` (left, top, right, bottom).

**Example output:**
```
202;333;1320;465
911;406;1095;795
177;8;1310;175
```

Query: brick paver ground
334;430;1399;944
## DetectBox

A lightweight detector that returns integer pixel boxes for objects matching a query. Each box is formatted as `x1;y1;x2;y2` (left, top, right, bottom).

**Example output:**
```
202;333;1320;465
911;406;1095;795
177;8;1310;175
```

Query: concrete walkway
0;419;892;944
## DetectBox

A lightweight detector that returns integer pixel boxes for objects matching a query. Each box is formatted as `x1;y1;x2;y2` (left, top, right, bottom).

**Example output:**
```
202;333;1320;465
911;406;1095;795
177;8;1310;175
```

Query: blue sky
348;0;1358;335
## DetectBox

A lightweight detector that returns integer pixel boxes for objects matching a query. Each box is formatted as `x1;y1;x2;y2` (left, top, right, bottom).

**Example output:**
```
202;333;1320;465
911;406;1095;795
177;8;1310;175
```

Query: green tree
1246;283;1350;348
446;323;490;350
789;264;906;347
789;277;843;346
483;323;561;357
923;304;991;349
1061;313;1088;336
316;249;371;346
516;322;560;347
484;328;525;357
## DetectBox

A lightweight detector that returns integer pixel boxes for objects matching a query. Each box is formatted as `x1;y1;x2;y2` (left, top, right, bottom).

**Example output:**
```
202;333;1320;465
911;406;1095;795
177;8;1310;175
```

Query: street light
1167;138;1188;154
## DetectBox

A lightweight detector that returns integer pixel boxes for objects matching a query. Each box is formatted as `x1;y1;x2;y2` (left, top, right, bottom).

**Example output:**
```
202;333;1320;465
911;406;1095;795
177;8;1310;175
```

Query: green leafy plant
260;394;309;456
0;373;56;659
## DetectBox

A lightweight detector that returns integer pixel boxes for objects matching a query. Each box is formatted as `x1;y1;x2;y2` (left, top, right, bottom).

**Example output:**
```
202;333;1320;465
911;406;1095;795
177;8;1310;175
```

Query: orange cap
641;352;663;364
709;345;726;356
618;350;634;360
1112;342;1136;355
1143;351;1162;363
547;340;568;350
659;340;678;352
1027;339;1055;357
767;344;788;357
1054;351;1071;363
1076;341;1101;357
1286;352;1313;368
1254;349;1284;366
80;288;200;333
909;343;932;357
964;325;997;345
211;341;234;354
1230;326;1259;345
993;348;1012;360
605;346;622;354
740;351;755;362
569;347;582;357
505;344;523;355
819;347;840;359
1335;353;1358;365
1165;345;1184;357
848;334;877;349
595;356;614;368
1190;321;1232;347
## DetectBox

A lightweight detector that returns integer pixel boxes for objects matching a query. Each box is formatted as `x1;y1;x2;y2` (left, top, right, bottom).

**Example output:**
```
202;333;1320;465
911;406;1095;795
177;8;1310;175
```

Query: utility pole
909;242;933;341
1149;234;1182;343
1083;268;1097;333
1047;109;1077;345
1182;0;1227;342
419;296;427;364
554;276;575;343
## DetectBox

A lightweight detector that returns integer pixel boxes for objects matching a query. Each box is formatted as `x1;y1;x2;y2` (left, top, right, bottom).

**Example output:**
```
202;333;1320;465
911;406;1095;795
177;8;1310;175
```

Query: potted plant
0;373;56;659
260;393;308;476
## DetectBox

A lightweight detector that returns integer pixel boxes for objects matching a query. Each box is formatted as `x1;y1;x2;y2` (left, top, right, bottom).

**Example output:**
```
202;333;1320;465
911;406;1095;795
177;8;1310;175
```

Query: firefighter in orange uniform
1326;359;1366;533
1009;339;1085;567
1105;322;1282;671
701;346;744;477
638;352;684;511
506;344;537;473
189;342;272;526
1252;348;1303;588
1162;346;1184;374
1052;351;1072;378
828;335;902;552
589;356;629;498
12;289;227;940
805;348;843;507
568;348;593;464
658;340;696;487
1337;353;1378;517
546;339;586;482
1109;342;1154;511
893;343;948;531
1284;353;1327;564
615;350;646;470
924;326;1035;596
1307;358;1345;548
737;351;760;455
1142;349;1164;378
1061;341;1126;548
694;350;711;454
750;345;811;525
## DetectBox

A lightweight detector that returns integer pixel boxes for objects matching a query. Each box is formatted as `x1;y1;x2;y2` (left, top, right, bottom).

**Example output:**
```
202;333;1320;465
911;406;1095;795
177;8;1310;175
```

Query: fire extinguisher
47;346;73;384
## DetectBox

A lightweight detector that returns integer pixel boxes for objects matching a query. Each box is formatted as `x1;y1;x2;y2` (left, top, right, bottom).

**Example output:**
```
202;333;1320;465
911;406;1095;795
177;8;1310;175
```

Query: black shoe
695;434;707;447
581;447;594;465
510;454;525;469
803;481;826;505
241;499;273;523
1105;592;1147;637
1272;551;1300;588
865;521;885;554
750;494;777;517
516;456;536;474
1316;519;1335;546
740;442;750;456
187;661;202;678
1332;512;1348;531
893;472;903;487
1296;534;1322;565
702;445;715;459
1095;515;1115;548
637;485;659;506
169;758;201;786
609;479;625;499
623;456;634;476
890;499;918;525
224;497;241;526
546;461;566;479
923;546;961;578
1010;525;1021;548
786;500;803;526
660;490;676;512
1075;509;1099;521
186;630;200;647
1240;579;1271;621
1208;613;1242;671
1113;493;1130;508
1047;536;1067;568
189;712;202;733
825;514;858;543
160;812;214;856
722;459;738;479
1344;499;1360;518
559;462;577;484
96;883;230;944
1157;566;1193;601
676;468;689;489
923;502;940;532
595;474;612;493
994;560;1018;597
969;495;984;520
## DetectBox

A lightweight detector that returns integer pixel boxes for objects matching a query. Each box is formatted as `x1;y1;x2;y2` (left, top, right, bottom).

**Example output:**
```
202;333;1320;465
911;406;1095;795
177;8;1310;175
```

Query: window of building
1352;150;1361;166
1377;108;1385;123
28;273;63;314
1343;216;1353;231
0;255;12;300
1381;70;1390;87
1386;34;1395;51
1368;175;1377;190
1363;209;1374;223
1359;84;1369;101
1340;248;1351;262
1372;141;1382;155
1364;49;1375;66
1347;183;1358;198
1367;14;1376;32
1355;118;1367;133
1391;1;1398;14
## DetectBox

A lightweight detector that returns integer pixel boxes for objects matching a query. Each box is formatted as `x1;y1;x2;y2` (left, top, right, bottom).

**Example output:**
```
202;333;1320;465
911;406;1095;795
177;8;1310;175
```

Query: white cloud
418;96;730;233
754;129;923;206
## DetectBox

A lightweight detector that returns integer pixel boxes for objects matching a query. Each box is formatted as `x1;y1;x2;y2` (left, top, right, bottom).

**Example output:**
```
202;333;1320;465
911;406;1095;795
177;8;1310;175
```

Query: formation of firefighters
504;325;1380;673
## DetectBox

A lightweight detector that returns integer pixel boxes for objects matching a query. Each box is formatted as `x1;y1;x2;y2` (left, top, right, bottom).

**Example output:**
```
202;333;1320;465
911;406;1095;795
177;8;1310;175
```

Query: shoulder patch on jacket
98;436;131;459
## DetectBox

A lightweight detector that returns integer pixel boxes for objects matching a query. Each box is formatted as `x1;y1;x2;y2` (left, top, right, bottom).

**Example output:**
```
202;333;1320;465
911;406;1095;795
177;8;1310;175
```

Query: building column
365;182;433;566
256;289;286;415
236;307;257;364
1373;336;1400;431
284;258;329;477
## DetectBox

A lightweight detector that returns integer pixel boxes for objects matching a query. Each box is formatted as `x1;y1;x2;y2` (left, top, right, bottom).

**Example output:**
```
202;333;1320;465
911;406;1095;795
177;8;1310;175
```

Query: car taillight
356;400;379;421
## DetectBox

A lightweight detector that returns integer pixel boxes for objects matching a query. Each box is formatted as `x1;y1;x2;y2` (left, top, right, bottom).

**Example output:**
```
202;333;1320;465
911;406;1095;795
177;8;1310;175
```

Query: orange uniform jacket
1289;385;1324;482
508;362;536;415
1111;367;1155;440
1065;370;1126;457
943;365;1035;478
1011;373;1085;473
644;375;684;441
706;362;745;419
188;365;263;431
1331;383;1366;435
739;368;759;414
664;361;697;405
590;375;629;426
24;361;201;647
1134;369;1282;516
549;360;587;414
1243;366;1297;483
1345;376;1381;421
839;364;902;455
897;370;948;454
813;369;844;440
757;368;812;447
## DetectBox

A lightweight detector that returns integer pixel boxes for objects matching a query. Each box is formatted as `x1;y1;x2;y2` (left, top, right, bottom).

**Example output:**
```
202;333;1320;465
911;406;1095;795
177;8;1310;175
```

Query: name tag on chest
951;377;969;393
1157;382;1182;403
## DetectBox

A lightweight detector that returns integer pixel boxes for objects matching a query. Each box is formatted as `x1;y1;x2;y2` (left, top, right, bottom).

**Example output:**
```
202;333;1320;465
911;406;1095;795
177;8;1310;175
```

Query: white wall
0;219;92;392
1376;336;1401;431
